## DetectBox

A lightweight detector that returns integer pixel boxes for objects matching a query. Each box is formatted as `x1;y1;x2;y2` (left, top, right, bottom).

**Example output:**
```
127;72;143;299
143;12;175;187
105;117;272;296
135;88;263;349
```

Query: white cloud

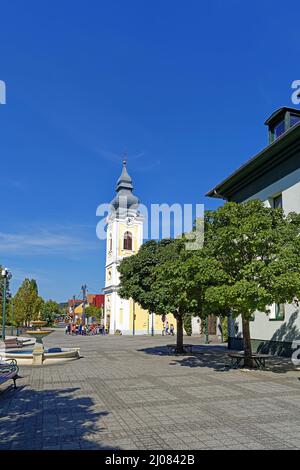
9;266;48;282
0;227;98;256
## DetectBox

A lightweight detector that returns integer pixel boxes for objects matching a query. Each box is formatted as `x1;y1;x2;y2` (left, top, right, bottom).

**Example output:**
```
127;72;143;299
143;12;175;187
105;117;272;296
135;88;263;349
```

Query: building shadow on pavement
0;385;118;450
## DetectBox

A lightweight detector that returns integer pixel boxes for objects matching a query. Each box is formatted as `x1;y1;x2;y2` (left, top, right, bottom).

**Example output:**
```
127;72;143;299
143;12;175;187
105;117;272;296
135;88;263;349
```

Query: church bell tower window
123;231;132;250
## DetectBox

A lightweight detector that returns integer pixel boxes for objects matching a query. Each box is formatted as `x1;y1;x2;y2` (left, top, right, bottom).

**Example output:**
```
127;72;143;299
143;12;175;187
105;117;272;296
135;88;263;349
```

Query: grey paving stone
1;330;300;450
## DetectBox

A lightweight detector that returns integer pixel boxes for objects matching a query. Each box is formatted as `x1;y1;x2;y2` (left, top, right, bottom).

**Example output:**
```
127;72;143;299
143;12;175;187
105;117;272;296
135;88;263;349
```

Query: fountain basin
26;330;53;341
30;321;48;327
0;347;80;365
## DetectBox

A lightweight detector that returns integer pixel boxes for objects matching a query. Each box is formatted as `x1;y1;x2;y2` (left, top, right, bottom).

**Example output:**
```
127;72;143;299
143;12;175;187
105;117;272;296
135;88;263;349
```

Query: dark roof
206;118;300;200
115;160;134;191
264;107;300;126
111;160;139;211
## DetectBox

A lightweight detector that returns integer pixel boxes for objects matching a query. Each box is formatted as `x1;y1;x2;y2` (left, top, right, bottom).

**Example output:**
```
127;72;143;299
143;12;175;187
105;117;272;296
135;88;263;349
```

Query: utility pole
81;284;87;325
72;295;76;323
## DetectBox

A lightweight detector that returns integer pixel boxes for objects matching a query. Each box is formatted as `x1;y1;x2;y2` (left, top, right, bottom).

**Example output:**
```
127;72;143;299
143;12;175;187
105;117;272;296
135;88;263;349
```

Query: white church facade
103;160;176;335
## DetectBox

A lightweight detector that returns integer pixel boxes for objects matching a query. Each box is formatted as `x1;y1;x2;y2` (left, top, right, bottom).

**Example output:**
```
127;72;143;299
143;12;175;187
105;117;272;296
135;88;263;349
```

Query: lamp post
1;268;12;341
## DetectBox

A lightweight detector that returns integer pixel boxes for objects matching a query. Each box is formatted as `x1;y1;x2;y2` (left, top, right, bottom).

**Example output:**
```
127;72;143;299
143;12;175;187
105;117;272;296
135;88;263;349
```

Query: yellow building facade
103;160;176;335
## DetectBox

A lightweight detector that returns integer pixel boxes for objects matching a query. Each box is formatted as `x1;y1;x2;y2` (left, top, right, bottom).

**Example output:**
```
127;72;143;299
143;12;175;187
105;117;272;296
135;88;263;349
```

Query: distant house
67;298;82;318
87;294;105;310
207;107;300;356
66;294;105;322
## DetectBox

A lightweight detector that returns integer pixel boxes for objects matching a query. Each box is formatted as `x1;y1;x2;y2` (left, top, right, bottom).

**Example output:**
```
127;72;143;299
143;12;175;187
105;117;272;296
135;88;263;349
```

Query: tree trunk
242;316;253;368
176;315;184;353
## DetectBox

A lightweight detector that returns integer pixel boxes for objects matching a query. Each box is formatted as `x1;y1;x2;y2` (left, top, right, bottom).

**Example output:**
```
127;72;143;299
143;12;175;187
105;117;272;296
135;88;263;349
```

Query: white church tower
103;160;144;334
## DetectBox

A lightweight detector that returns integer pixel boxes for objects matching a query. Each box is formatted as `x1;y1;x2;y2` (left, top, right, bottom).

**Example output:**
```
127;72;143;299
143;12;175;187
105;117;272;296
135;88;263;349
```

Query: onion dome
111;160;139;213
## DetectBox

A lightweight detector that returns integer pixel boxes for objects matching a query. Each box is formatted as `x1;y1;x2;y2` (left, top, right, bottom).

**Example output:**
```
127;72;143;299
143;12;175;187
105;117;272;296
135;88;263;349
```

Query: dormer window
290;114;300;127
265;107;300;143
273;120;285;140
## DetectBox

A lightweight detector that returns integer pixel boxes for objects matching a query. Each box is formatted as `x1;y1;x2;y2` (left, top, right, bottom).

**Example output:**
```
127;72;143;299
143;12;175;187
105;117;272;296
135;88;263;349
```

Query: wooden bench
3;339;22;349
2;338;31;349
0;359;19;389
228;352;271;370
166;344;194;354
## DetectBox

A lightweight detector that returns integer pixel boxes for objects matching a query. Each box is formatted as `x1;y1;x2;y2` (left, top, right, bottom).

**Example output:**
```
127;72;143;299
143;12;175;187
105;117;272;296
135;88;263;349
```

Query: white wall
192;316;201;335
245;168;300;213
235;168;300;342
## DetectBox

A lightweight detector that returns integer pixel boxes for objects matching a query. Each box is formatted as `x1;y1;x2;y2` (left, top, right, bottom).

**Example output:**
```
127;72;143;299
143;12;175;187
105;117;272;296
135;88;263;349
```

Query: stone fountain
26;318;53;365
0;314;80;366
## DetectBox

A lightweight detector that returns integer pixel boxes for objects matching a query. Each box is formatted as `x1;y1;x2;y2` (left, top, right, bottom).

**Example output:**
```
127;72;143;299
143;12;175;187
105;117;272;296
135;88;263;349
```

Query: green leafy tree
118;239;176;315
7;296;15;327
153;243;227;351
119;238;227;352
85;305;103;322
13;278;42;326
204;200;300;366
118;239;184;347
41;299;61;325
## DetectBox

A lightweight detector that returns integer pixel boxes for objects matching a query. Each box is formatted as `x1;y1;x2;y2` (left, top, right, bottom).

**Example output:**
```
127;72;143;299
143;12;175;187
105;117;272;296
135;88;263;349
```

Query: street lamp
1;268;12;341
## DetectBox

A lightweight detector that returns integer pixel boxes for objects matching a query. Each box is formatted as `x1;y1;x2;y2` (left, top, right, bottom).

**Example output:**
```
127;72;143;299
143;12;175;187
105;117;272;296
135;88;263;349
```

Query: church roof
116;160;134;191
111;160;139;212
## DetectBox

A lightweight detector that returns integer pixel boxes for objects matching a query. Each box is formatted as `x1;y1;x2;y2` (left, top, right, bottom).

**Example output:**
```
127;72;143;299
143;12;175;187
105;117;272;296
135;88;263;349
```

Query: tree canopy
85;304;103;322
119;200;300;361
40;299;63;325
204;200;300;363
118;238;227;351
13;278;44;326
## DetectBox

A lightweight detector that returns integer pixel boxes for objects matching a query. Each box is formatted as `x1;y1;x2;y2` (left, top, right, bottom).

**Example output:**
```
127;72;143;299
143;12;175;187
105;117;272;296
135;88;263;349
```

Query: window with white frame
269;303;285;321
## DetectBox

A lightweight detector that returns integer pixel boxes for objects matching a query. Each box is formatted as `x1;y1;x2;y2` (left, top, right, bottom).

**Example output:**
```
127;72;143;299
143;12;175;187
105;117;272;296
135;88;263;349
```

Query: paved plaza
1;330;300;450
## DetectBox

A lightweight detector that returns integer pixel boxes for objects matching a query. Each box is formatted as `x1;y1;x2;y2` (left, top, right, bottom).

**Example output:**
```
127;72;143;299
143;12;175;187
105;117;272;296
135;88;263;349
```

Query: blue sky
0;0;299;302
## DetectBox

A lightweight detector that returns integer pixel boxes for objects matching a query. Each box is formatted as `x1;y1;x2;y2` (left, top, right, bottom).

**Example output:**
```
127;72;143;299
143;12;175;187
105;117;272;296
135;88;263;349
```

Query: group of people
65;323;106;336
65;320;176;336
162;321;175;336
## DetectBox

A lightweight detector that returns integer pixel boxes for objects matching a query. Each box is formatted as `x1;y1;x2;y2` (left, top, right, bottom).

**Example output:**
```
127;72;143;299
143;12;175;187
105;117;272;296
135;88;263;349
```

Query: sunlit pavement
0;329;300;450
